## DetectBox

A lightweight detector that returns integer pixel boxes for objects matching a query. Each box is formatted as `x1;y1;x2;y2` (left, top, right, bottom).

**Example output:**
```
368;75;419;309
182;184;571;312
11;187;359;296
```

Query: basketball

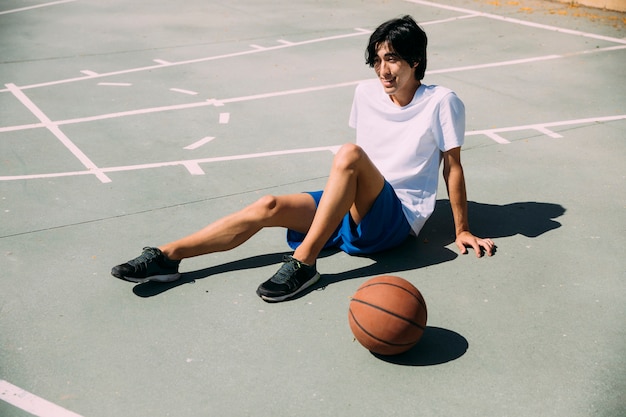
348;275;427;356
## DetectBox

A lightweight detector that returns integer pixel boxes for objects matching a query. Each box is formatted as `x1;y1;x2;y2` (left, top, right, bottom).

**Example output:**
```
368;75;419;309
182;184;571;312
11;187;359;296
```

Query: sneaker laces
127;247;159;271
271;255;303;284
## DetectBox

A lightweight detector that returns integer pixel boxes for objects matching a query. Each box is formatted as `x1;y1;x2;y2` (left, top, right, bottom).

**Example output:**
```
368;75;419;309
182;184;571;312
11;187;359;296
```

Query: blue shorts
286;181;411;255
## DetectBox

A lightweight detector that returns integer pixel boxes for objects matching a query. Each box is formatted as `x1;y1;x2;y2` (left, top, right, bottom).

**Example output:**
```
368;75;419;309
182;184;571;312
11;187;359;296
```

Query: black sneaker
111;247;181;283
256;255;321;302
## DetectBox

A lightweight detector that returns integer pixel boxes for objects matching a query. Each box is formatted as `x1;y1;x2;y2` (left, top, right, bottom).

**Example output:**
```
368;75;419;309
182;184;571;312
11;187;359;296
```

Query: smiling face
372;41;422;107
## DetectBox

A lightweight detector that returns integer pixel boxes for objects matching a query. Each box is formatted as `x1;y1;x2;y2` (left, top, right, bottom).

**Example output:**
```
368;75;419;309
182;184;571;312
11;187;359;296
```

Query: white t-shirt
349;79;465;235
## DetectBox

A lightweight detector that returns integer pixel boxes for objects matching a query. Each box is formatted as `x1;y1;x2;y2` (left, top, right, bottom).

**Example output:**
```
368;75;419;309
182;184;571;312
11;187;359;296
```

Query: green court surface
1;0;625;416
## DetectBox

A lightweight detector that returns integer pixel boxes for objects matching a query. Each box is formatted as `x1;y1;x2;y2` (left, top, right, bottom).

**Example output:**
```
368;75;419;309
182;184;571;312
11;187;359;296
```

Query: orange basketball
348;275;427;356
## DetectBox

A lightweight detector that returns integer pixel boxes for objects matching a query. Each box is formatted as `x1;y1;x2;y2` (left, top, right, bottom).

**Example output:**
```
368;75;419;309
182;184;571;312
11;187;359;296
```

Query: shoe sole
259;272;321;302
112;272;181;284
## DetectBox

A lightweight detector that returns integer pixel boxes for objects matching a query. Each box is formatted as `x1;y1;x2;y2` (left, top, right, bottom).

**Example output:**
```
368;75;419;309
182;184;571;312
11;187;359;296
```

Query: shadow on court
373;326;469;366
132;199;565;298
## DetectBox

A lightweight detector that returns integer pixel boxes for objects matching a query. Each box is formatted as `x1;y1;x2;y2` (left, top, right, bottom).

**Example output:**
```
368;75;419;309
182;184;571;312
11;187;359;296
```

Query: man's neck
389;81;421;107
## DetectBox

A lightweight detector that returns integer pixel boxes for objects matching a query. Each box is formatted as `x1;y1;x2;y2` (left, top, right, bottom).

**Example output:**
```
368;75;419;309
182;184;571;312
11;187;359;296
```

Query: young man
111;15;495;302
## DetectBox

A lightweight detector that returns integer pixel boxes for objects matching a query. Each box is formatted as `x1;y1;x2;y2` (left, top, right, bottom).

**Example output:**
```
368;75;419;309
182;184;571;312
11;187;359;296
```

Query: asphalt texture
1;0;625;416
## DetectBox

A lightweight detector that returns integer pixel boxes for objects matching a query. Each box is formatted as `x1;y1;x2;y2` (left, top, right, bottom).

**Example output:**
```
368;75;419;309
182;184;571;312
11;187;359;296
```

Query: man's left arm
442;146;495;257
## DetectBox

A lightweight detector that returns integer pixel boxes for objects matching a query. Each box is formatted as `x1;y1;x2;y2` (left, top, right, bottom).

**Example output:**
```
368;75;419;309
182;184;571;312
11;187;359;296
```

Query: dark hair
365;15;428;80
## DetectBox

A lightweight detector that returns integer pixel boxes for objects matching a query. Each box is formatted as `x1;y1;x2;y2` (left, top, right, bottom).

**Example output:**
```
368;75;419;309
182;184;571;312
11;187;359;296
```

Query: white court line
102;146;341;173
419;13;481;26
428;54;562;75
1;29;371;93
0;146;340;181
1;115;625;182
0;380;84;417
466;114;626;143
219;113;230;124
80;70;98;76
0;0;77;16
0;41;623;138
0;122;46;132
170;88;199;96
0;82;361;134
218;80;364;105
406;0;626;45
534;127;563;139
3;43;623;135
0;41;622;136
1;8;623;96
5;83;111;183
478;131;510;144
56;99;221;126
475;114;626;133
428;39;626;77
183;161;205;175
98;82;132;87
184;136;215;150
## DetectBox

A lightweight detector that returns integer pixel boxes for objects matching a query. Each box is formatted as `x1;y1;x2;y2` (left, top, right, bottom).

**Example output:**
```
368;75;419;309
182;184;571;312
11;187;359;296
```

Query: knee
249;194;279;220
333;143;366;170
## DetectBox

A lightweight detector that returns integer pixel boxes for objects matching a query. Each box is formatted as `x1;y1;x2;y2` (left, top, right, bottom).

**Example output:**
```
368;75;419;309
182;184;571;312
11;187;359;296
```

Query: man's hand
455;231;496;257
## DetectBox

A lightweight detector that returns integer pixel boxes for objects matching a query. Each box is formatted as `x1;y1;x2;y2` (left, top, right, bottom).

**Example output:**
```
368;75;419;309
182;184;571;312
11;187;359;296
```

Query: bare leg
159;193;317;261
159;143;383;265
293;143;385;265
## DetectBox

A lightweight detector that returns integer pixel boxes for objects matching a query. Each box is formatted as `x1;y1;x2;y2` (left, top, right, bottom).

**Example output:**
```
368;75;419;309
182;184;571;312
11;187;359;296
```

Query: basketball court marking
0;145;339;181
4;83;112;183
466;114;626;144
0;0;77;16
2;114;624;182
0;3;623;412
170;88;199;96
219;113;230;124
3;0;623;95
1;2;624;184
1;37;623;135
407;0;626;45
0;29;373;93
97;82;132;87
184;136;215;150
0;379;84;417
